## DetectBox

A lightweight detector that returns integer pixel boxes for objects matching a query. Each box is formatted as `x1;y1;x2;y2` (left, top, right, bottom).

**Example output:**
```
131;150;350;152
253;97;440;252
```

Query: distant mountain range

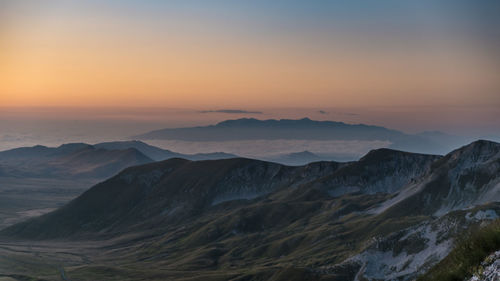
133;118;476;155
94;140;237;162
2;140;498;280
0;141;236;179
263;151;327;166
263;150;361;165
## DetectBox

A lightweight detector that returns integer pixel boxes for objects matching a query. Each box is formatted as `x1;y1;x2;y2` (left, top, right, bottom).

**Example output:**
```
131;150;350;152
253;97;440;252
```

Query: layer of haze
1;106;499;150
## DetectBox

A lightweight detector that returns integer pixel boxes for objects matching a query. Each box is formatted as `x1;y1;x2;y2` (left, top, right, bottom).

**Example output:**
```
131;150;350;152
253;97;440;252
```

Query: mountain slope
1;145;443;239
311;148;441;196
1;158;342;238
417;219;500;281
377;140;500;217
1;141;499;281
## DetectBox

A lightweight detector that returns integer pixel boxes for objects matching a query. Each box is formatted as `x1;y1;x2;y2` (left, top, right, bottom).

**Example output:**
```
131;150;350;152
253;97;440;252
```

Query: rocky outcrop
468;251;500;281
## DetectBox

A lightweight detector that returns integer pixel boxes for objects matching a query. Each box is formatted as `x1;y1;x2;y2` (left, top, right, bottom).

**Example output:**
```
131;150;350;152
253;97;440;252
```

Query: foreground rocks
469;251;500;281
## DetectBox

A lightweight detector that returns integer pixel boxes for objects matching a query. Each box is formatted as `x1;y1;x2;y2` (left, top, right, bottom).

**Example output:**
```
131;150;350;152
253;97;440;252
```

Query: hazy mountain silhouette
133;118;454;154
0;143;152;179
263;151;329;166
94;140;236;162
0;141;237;179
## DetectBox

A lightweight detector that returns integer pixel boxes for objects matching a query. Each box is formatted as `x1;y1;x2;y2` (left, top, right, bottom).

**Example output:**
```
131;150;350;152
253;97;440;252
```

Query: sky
0;0;499;134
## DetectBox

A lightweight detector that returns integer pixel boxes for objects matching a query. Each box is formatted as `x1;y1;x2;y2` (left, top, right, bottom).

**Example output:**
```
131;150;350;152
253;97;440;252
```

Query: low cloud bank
199;109;263;114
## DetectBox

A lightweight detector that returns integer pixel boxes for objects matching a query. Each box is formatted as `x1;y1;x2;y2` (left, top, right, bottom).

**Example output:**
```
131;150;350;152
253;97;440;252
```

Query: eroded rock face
335;209;498;281
312;149;440;197
468;251;500;281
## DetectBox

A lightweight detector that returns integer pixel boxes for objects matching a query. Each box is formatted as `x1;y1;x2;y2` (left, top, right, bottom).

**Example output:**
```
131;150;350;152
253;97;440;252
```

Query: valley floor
0;236;321;281
0;177;97;229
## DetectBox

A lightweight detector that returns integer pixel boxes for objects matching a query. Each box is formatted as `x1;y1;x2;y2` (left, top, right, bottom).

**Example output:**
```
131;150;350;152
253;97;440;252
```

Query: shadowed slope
0;158;341;238
379;140;500;217
311;148;441;196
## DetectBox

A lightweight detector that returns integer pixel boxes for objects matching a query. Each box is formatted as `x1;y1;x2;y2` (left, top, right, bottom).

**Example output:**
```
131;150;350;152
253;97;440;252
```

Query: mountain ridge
1;140;499;281
5;141;497;239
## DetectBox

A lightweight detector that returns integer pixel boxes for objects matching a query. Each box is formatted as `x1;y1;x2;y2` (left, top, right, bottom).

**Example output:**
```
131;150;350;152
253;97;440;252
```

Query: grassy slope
1;197;498;280
417;219;500;281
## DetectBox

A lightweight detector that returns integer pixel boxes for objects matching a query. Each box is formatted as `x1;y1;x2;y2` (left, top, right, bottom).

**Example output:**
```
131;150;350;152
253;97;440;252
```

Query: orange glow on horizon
1;1;499;109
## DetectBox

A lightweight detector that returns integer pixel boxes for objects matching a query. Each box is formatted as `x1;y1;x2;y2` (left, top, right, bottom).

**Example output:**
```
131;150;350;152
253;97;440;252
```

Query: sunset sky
1;1;499;134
